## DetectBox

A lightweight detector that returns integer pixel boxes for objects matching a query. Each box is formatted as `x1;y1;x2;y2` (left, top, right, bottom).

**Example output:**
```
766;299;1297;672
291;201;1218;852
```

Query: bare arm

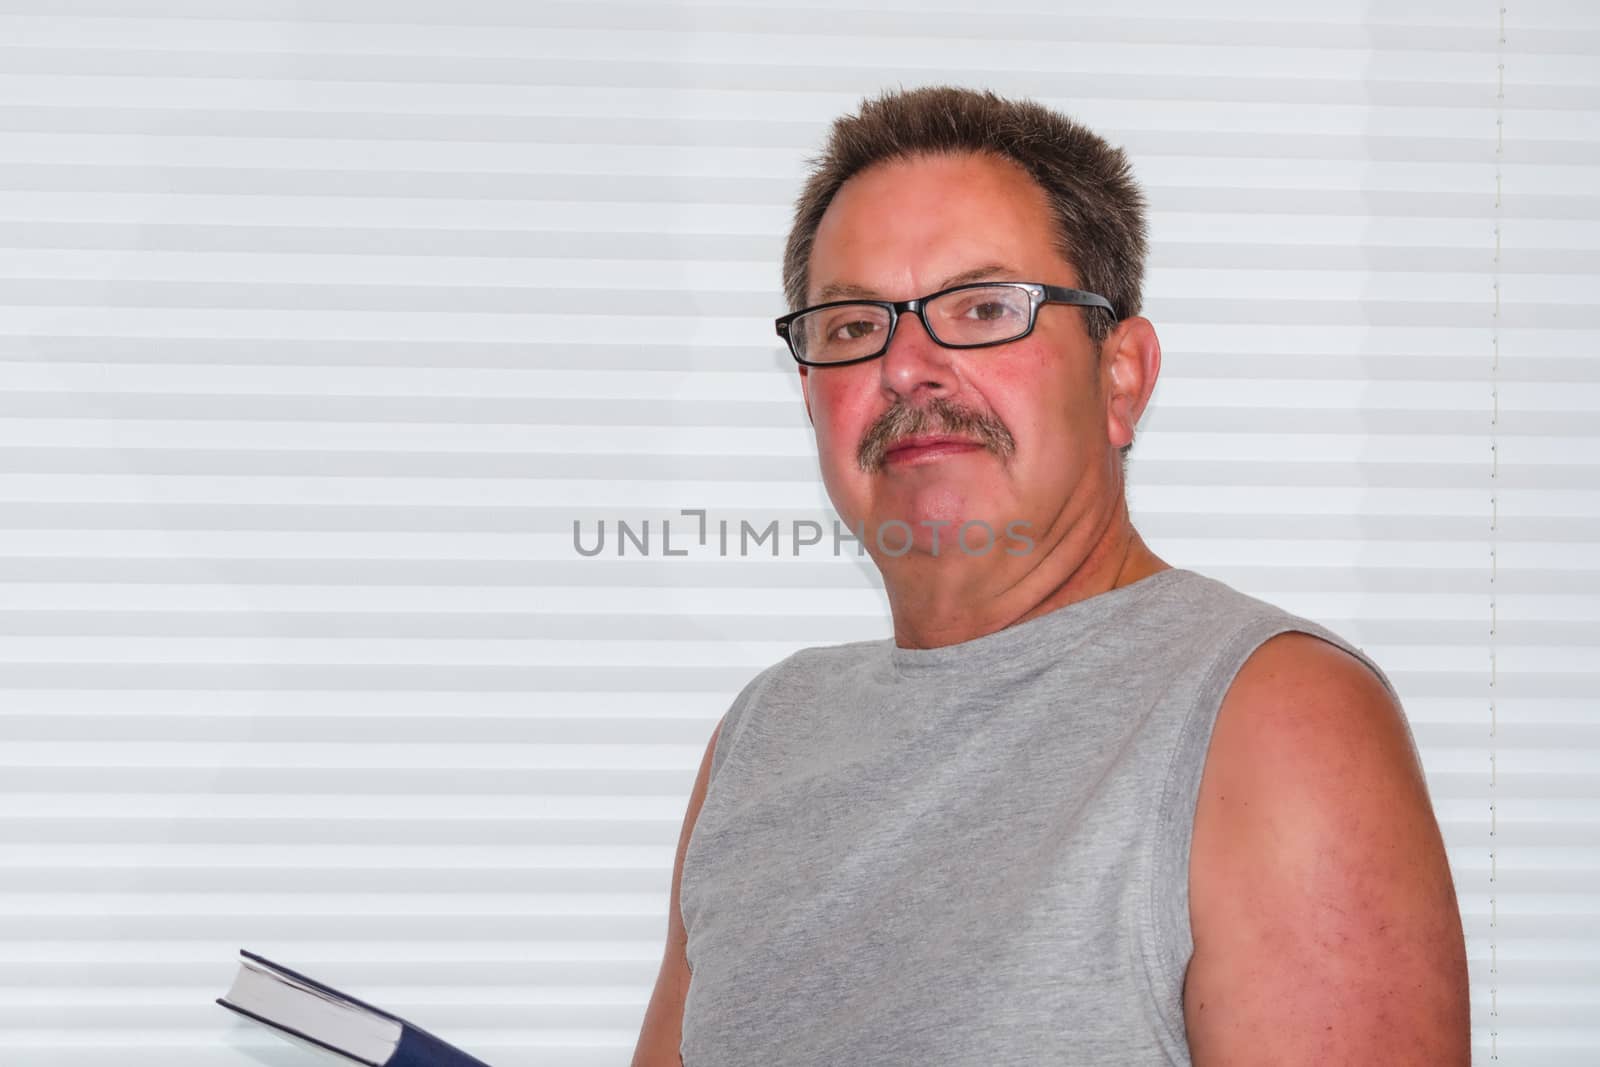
630;719;723;1067
1184;633;1470;1065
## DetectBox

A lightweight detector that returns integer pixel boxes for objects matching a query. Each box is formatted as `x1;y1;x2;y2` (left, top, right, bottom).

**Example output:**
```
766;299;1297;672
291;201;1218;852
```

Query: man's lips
884;435;986;464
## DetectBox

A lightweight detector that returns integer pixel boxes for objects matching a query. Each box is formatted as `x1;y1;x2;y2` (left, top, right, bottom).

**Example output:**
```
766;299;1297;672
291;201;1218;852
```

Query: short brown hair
781;85;1149;352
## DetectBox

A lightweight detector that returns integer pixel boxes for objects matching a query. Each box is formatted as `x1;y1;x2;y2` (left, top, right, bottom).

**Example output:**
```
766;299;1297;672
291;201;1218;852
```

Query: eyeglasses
775;281;1117;367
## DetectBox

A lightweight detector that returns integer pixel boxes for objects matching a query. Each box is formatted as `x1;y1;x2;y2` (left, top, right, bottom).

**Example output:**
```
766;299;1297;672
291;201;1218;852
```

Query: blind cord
1488;4;1507;1060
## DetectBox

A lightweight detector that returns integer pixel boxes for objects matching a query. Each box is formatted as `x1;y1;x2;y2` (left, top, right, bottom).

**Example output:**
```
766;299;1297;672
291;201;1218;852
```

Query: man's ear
798;365;813;426
1102;317;1161;451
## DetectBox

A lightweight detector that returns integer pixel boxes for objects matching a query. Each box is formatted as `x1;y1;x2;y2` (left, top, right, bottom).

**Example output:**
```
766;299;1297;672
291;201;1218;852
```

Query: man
633;86;1469;1065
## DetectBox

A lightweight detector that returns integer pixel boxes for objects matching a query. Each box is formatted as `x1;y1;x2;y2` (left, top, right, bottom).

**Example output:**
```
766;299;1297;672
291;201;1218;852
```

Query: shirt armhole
1138;613;1412;1055
678;657;790;944
1139;616;1305;1053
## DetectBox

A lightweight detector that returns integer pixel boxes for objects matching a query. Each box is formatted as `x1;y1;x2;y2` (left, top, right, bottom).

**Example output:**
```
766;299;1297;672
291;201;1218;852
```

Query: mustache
857;397;1016;473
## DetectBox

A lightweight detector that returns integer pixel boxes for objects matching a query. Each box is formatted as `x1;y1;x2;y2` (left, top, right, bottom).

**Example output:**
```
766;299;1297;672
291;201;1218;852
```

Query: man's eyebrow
936;264;1021;291
812;263;1020;304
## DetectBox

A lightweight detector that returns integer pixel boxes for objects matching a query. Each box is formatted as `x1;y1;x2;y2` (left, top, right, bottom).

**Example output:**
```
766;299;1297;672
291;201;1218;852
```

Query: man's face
799;151;1113;560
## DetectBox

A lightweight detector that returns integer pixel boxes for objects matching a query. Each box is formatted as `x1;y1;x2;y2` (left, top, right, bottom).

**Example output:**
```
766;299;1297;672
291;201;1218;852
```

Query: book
217;949;495;1067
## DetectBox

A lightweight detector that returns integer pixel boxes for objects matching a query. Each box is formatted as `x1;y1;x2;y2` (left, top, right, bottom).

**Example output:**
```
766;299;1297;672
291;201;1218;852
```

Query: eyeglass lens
791;285;1033;364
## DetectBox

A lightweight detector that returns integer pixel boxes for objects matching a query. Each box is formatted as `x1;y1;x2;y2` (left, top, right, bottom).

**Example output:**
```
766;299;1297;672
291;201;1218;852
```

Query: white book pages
223;956;402;1066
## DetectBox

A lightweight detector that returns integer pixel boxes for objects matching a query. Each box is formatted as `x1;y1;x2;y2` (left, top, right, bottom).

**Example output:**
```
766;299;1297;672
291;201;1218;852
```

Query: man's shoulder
724;637;888;719
1187;627;1428;930
761;636;888;679
1199;630;1420;822
1126;568;1319;650
1182;630;1467;1061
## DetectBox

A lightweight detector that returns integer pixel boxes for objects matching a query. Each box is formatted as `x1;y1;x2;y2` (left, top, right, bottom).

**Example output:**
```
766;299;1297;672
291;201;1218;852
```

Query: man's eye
831;319;880;341
964;301;1015;322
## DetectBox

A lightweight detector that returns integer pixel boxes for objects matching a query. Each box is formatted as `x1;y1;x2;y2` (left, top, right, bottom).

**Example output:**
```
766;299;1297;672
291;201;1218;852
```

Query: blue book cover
218;949;494;1067
387;1025;496;1067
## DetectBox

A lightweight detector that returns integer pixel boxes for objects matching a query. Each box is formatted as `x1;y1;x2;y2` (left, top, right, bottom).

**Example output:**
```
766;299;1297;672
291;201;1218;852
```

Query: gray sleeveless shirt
678;567;1409;1065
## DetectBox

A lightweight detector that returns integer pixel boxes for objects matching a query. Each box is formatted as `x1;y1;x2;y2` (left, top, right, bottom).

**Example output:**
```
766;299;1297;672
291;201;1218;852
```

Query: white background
0;1;1596;1064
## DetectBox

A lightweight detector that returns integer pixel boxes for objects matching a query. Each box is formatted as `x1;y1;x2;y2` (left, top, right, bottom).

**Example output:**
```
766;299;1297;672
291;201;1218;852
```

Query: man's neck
883;513;1168;651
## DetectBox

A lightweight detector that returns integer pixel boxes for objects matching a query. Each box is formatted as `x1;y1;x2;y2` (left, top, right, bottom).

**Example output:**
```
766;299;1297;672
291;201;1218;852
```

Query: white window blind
0;2;1594;1064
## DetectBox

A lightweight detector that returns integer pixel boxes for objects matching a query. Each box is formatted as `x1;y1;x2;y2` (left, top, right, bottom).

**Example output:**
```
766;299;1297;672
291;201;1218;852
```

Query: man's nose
879;310;956;400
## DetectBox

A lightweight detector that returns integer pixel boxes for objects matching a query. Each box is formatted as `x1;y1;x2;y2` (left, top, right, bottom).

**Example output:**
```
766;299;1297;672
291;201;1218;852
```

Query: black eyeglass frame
775;281;1118;368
